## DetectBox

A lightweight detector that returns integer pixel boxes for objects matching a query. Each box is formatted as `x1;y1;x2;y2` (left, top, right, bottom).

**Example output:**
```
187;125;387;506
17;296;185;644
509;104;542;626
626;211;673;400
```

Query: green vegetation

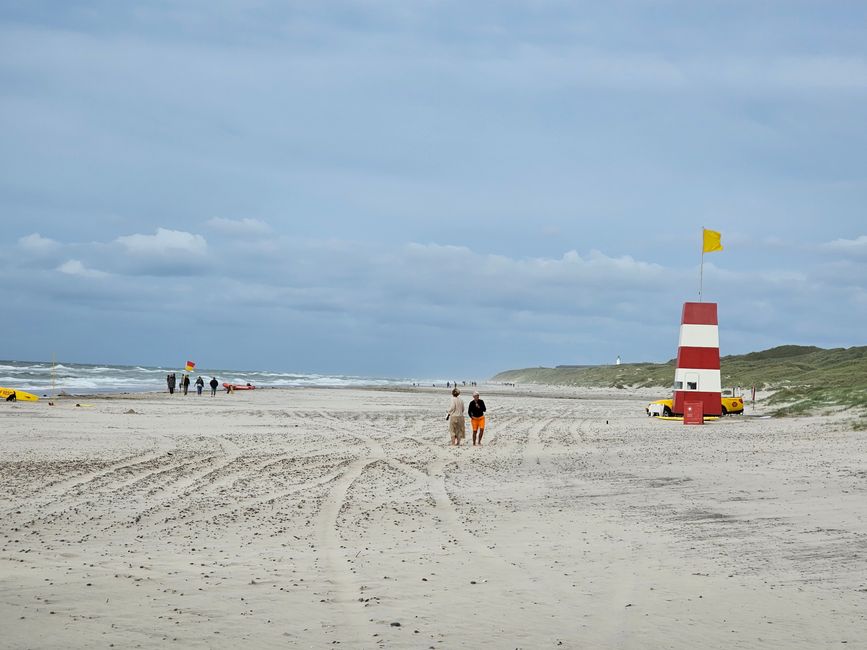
492;345;867;415
492;362;676;389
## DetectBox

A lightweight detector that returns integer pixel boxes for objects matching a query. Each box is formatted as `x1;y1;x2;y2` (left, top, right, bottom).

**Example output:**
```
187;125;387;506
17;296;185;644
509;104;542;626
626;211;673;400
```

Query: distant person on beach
446;387;465;446
209;377;218;396
195;376;204;395
182;374;190;395
468;390;487;446
167;373;176;395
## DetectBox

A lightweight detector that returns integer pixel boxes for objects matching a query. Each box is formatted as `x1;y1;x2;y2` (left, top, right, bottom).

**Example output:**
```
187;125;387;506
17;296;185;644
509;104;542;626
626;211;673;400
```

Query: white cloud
57;259;108;278
18;233;60;254
115;228;207;256
822;235;867;256
399;244;665;291
206;218;271;236
235;241;675;328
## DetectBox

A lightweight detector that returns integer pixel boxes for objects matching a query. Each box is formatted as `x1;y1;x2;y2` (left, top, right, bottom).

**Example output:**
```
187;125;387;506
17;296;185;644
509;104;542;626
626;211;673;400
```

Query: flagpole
699;228;704;302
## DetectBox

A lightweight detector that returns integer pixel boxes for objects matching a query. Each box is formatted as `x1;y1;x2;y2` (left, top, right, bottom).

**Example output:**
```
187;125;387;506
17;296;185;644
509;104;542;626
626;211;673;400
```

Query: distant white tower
615;356;621;365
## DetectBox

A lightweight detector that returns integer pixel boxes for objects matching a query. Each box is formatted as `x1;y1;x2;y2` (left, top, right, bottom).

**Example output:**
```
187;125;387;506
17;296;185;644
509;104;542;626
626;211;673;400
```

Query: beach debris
390;622;401;627
125;409;138;414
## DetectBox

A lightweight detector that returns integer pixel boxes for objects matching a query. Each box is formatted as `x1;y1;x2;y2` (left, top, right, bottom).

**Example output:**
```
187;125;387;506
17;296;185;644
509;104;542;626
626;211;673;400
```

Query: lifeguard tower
672;302;721;416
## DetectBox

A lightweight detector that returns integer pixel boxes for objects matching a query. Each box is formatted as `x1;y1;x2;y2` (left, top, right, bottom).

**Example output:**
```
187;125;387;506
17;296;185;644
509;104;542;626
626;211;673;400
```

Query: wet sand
1;386;865;648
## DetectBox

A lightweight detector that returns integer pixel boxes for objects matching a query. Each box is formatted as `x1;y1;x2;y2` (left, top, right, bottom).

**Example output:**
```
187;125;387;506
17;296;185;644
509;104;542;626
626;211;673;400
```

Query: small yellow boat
1;387;40;402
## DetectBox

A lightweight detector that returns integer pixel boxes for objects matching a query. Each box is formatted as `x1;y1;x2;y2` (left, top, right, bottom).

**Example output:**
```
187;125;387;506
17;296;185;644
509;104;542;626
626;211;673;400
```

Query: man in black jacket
468;391;487;446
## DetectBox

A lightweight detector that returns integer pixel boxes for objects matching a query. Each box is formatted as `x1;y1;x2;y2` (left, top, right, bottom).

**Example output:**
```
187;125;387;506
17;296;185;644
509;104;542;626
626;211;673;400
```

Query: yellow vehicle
646;396;744;417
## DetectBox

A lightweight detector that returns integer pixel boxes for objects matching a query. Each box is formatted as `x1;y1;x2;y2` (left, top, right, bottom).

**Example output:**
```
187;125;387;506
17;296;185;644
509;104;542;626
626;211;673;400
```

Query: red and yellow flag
185;360;196;372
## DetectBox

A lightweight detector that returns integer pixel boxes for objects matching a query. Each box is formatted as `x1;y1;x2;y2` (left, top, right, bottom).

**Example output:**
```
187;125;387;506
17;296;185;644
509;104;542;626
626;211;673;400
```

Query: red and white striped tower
672;302;721;416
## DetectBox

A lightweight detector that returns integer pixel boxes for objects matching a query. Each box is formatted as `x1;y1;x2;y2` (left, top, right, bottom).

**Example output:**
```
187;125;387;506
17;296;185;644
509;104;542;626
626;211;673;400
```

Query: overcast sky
2;1;866;378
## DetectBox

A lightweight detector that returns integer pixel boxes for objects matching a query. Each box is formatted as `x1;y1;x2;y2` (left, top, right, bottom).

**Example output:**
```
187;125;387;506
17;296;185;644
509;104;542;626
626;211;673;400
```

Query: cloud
207;218;271;236
2;4;867;373
18;232;61;254
212;241;675;331
115;228;207;257
395;244;667;300
3;224;866;374
57;259;108;278
822;235;867;256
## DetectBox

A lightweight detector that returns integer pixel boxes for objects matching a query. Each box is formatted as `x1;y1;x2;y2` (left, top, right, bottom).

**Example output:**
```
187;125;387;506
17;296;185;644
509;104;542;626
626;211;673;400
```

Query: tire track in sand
523;417;556;471
313;414;383;643
396;416;505;555
399;421;583;615
314;412;578;630
398;417;556;580
131;436;242;526
0;436;176;518
317;414;548;622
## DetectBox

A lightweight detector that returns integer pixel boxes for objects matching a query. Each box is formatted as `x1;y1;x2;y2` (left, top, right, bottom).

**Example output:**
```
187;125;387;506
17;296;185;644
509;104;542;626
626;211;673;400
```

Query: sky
1;1;866;378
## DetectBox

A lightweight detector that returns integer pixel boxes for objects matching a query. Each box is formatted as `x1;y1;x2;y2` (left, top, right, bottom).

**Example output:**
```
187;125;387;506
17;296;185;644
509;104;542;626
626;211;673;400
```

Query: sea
0;360;432;396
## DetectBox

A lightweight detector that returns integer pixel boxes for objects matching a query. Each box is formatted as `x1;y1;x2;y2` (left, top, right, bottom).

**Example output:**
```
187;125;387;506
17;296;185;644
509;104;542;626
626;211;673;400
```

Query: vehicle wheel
721;406;728;416
663;406;672;417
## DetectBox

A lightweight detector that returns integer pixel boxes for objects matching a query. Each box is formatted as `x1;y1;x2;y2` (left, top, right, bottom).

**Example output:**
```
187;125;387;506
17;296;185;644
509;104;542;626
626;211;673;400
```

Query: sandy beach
1;385;865;648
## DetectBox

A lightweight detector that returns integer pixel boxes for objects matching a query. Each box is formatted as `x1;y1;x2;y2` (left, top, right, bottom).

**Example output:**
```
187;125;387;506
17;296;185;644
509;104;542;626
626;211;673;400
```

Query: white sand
1;385;865;648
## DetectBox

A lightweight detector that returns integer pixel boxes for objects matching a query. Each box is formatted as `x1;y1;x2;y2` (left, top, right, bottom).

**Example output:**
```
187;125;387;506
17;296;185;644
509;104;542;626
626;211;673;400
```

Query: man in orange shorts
468;391;487;446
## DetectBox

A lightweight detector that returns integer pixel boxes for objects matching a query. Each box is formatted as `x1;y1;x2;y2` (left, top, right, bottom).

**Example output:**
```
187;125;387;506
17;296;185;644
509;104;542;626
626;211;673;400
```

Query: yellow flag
702;228;723;253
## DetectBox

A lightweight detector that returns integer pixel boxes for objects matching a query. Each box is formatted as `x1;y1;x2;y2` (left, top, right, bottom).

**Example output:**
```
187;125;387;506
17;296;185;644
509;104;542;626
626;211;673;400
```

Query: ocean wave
0;359;426;394
0;364;50;372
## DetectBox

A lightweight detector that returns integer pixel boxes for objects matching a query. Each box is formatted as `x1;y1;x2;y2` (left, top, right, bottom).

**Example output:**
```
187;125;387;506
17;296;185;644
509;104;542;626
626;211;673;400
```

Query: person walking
209;377;218;396
446;387;465;446
195;376;204;395
468;390;487;446
182;374;190;396
167;373;176;395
